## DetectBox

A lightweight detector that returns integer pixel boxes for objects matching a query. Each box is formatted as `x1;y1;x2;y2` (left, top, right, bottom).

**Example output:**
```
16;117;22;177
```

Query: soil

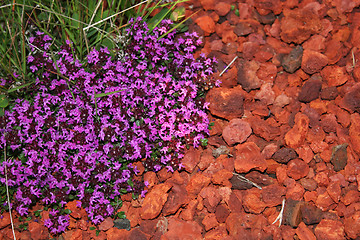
2;0;360;239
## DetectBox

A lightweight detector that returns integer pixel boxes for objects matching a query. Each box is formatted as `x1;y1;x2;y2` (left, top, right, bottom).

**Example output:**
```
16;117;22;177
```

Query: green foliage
0;0;188;112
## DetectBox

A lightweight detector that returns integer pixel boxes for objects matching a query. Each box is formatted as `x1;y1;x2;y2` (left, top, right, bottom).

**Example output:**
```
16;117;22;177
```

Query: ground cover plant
0;5;219;235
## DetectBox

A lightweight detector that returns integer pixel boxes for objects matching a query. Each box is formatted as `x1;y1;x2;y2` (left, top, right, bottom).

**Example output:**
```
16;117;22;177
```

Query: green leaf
94;89;124;98
90;226;96;230
7;81;35;93
200;138;208;147
115;211;126;219
64;209;72;214
26;217;32;221
0;95;9;108
170;6;185;22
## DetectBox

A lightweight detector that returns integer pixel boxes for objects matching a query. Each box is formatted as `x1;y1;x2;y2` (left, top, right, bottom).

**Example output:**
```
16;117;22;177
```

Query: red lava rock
298;78;322;103
211;168;233;186
254;0;282;15
206;86;244;120
349;113;360;156
215;204;230;223
65;200;86;219
28;221;49;240
222;118;252;146
287;159;310;180
162;217;203;240
286;180;306;201
342;189;360;206
281;45;303;73
316;188;335;211
195;15;215;36
181;148;201;173
0;212;11;229
219;66;237;88
214;2;231;16
237;59;263;92
163;183;189;216
285;113;310;149
140;183;172;220
250;116;281;141
341;84;360;113
180;199;198;221
202;213;219;231
198;148;215;171
296;221;316;240
18;231;31;240
321;65;350;87
299;178;318;191
200;186;222;212
62;229;82;240
234;20;256;36
186;173;211;196
296;145;314;163
301;49;328;74
226;212;269;239
242;188;266;214
344;211;360;239
262;143;279;159
234;142;268;173
98;217;114;231
261;184;286;207
272;147;298;164
324;39;346;64
320;113;339;133
314;171;330;187
204;223;230;240
314;219;345;240
254;82;275;105
280;8;322;44
303;34;326;51
200;0;215;11
320;86;338;100
106;228;130;240
327;181;341;203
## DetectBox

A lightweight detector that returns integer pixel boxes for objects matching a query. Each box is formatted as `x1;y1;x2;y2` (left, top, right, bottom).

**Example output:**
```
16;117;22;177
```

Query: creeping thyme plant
0;18;219;234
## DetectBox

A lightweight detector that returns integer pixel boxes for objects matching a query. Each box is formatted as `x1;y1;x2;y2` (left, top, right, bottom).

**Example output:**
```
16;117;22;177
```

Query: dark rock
255;11;276;25
234;21;255;36
341;83;360;113
272;148;298;164
215;204;230;223
283;199;305;227
298;79;322;103
114;219;131;231
330;144;348;172
301;203;324;225
320;86;338;100
281;45;303;73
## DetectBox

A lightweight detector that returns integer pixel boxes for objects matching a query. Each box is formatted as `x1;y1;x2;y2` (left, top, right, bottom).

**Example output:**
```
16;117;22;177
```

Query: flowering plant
0;17;219;234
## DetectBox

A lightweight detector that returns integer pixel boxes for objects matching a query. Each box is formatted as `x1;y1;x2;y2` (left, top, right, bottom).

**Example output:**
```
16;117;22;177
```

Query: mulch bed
2;0;360;239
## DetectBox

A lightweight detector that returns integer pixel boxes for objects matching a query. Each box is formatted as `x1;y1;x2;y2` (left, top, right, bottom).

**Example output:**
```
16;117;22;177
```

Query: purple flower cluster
0;18;218;234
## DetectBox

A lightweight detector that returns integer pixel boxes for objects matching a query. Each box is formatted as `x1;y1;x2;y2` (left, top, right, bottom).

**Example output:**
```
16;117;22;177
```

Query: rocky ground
2;0;360;239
